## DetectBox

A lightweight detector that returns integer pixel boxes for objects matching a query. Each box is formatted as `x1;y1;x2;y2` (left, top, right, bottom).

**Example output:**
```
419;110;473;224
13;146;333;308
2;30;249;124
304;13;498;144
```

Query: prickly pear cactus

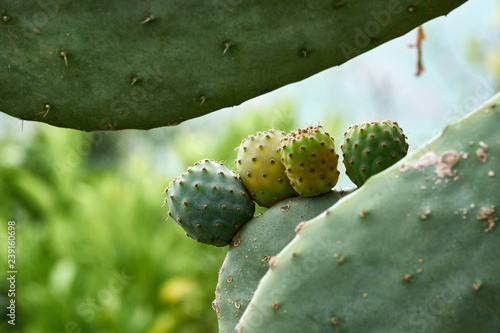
0;0;467;130
237;94;500;332
214;188;355;332
341;120;409;186
165;159;254;247
236;130;298;207
279;126;339;197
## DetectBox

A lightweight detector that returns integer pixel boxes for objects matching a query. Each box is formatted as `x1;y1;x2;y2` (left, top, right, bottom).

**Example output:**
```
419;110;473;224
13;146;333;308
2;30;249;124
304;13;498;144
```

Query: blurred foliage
0;99;343;333
0;126;226;333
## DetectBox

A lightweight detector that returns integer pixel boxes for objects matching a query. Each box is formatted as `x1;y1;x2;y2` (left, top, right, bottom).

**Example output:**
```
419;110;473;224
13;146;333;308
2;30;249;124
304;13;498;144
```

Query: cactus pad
0;0;467;130
165;159;254;247
341;120;409;186
214;188;355;332
236;130;297;207
237;94;500;332
279;126;339;197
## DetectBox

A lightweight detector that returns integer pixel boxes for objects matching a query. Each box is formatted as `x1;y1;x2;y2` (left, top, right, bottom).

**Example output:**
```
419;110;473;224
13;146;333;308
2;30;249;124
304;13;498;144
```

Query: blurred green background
0;1;499;332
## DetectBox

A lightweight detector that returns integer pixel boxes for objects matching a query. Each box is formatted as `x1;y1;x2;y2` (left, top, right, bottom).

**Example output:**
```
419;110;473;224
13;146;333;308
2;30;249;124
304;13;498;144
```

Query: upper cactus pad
0;0;467;130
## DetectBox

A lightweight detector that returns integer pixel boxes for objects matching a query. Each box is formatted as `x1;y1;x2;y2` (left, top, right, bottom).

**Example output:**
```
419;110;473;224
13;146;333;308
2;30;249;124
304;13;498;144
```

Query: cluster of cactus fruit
165;122;409;247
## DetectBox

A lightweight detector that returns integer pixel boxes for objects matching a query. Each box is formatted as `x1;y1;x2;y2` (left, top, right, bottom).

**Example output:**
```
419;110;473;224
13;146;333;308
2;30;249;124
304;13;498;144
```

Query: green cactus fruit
214;188;356;332
165;159;255;247
235;130;298;207
341;120;409;187
0;1;467;130
237;94;500;332
279;125;339;197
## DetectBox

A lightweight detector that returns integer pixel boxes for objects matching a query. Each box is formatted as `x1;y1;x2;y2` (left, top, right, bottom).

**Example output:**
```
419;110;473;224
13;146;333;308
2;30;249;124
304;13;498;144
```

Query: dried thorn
130;76;139;86
223;41;231;54
60;51;68;66
141;15;153;24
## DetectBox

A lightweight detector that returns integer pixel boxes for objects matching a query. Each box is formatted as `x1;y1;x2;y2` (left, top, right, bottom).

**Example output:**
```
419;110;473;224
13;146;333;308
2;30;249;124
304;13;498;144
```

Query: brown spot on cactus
203;205;208;210
196;223;201;229
476;148;488;163
473;282;482;290
359;210;367;217
177;218;182;223
269;256;278;269
381;143;387;147
295;221;307;234
221;205;227;210
271;301;279;309
183;201;188;206
331;317;340;325
404;274;413;281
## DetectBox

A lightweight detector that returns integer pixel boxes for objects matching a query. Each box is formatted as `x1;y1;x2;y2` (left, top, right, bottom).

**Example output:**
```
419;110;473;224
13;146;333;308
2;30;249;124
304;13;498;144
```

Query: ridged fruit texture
279;126;339;197
0;0;467;130
213;188;355;332
341;120;409;186
236;130;298;207
165;159;254;247
237;93;500;332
